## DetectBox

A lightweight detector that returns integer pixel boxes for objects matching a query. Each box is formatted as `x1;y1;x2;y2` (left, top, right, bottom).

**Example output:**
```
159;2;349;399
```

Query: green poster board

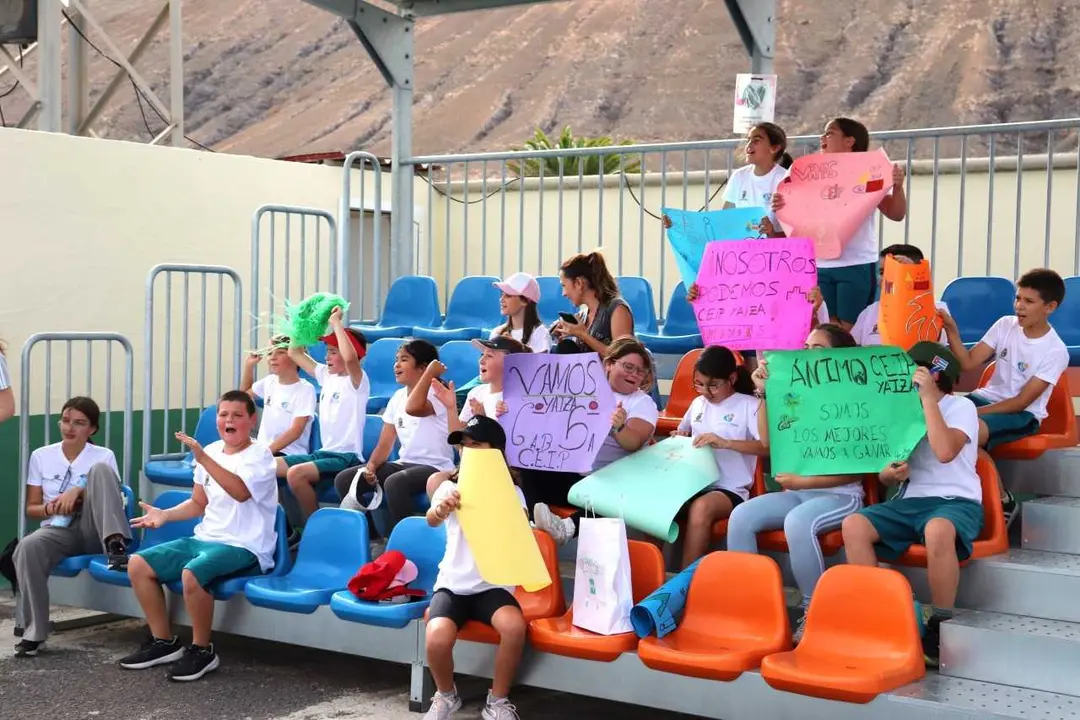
764;346;927;476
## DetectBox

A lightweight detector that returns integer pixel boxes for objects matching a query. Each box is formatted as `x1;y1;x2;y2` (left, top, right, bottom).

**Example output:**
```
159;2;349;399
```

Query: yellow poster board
456;448;552;592
879;255;944;350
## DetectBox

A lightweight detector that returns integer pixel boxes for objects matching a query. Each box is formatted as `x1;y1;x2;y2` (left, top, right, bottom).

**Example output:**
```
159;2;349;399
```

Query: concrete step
941;610;1080;698
957;549;1080;623
1022;497;1080;554
997;448;1080;498
891;672;1080;719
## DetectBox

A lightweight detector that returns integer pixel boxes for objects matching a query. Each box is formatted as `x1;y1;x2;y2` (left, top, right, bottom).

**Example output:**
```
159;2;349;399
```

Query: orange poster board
879;256;944;350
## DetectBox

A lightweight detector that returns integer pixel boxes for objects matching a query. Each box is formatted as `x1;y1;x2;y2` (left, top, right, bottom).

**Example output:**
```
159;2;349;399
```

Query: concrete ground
0;594;699;720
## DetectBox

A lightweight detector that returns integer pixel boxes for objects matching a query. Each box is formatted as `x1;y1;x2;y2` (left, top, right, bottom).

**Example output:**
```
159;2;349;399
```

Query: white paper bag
571;516;633;635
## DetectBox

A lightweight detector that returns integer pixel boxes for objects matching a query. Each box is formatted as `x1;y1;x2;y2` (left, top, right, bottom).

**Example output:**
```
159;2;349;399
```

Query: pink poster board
775;149;892;260
691;238;817;351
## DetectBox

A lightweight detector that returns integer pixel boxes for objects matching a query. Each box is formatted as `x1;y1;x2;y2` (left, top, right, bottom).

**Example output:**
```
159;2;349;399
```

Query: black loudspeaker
0;0;37;45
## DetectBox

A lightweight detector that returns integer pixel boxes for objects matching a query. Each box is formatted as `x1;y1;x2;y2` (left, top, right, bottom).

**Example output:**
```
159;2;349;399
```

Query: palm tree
508;127;642;177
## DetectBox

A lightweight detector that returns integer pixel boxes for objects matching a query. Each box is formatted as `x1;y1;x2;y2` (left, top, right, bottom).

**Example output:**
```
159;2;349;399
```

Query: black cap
448;415;507;450
471;336;529;354
908;341;961;385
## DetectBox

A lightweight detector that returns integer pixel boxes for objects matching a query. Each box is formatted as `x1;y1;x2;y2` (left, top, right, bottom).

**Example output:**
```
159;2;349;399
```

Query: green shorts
283;450;360;478
818;263;877;325
859;496;985;562
967;393;1041;449
137;537;259;588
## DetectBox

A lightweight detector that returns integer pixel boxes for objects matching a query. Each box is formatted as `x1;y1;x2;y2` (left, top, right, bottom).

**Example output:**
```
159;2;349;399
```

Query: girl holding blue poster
723;122;791;236
671;346;768;569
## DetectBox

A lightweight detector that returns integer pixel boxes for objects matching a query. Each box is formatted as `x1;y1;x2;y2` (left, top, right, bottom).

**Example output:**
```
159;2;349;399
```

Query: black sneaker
119;635;184;669
1002;489;1019;530
287;529;302;553
168;644;220;682
922;617;941;668
105;536;129;572
14;639;42;657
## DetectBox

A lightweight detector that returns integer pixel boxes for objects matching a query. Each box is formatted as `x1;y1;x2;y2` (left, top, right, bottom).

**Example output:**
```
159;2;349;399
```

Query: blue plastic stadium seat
1058;277;1080;366
329;517;447;628
617;276;659;335
365;338;405;413
439;341;482;389
536;276;577;325
412;276;503;344
53;485;139;577
353;276;442;341
165;506;291;601
245;509;371;613
88;490;197;586
639;282;704;355
143;406;220;487
299;343;327;392
941;276;1016;346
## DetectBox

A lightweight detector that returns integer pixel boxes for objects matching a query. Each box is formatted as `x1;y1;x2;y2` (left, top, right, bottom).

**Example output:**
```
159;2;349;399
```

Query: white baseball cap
493;272;541;304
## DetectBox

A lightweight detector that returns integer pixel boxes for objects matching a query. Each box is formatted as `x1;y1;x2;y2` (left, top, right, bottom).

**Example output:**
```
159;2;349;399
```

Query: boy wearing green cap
841;341;982;668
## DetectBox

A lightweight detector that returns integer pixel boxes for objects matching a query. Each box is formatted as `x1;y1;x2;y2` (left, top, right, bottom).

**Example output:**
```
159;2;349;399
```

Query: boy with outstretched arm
842;342;983;668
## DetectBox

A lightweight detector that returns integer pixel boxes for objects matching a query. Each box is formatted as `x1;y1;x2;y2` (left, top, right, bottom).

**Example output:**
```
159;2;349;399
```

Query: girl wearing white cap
490;273;551;354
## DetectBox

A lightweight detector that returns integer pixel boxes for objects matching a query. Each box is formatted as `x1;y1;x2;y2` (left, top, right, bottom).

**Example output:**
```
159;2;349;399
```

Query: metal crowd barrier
17;332;134;540
339;151;384;323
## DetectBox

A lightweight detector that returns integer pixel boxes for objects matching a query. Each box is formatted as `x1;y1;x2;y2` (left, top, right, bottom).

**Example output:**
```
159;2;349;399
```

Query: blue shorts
283;450;360;478
138;537;259;588
818;263;877;325
967;393;1041;449
859;496;984;562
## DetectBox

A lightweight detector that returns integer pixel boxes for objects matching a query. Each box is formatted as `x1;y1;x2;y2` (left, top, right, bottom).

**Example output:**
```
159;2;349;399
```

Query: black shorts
682;488;744;511
428;588;520;629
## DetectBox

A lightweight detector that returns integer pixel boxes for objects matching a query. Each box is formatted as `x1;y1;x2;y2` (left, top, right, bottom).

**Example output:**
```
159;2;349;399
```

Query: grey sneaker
423;690;462;719
482;693;520;720
792;611;808;645
533;503;574;546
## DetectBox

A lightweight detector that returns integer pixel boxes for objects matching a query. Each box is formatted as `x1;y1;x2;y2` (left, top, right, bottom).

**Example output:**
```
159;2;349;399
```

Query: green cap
907;341;961;385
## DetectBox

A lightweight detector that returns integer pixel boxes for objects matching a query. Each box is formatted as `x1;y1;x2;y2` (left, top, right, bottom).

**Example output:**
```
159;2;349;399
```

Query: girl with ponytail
551;251;634;355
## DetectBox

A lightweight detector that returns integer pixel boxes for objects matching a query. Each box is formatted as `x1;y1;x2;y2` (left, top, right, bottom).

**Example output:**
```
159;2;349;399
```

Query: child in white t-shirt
842;342;983;668
850;244;950;346
490;273;552;353
281;309;370;531
241;335;316;456
532;338;659;546
448;335;528;433
672;346;767;569
121;391;279;681
336;339;455;537
423;416;528;720
723;121;791;235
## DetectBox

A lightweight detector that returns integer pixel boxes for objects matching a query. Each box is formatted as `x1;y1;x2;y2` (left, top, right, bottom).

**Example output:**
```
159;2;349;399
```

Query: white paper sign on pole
733;74;777;134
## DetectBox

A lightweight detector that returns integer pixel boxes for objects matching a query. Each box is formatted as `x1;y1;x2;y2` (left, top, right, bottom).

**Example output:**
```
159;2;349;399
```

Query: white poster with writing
733;74;777;134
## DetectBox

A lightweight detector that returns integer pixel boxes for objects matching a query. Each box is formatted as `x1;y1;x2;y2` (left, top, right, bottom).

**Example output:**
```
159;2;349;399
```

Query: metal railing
143;264;243;466
339;151;384;323
18;332;134;539
403;118;1080;320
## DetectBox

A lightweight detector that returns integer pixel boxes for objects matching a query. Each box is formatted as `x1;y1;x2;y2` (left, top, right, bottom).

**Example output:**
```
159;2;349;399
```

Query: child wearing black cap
841;341;982;668
433;336;528;435
424;416;527;720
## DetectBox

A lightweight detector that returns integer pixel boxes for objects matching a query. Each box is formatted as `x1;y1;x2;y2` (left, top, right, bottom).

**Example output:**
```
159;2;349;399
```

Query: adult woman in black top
550;252;635;355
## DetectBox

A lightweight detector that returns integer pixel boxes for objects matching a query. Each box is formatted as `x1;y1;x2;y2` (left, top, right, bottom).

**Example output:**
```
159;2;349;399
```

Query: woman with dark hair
723;121;792;237
551;252;634;355
490;273;551;353
13;396;131;657
0;339;13;427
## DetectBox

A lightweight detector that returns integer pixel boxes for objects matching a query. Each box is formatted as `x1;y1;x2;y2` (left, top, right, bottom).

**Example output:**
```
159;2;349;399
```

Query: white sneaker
482;692;520;720
423;690;462;719
533;503;575;546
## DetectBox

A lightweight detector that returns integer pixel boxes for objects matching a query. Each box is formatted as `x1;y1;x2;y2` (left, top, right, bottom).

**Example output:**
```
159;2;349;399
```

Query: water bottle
50;473;89;528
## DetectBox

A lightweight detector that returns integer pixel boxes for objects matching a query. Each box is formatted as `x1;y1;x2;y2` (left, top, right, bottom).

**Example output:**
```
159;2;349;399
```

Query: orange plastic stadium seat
637;551;790;681
761;564;925;703
656;349;746;436
712;461;767;540
977;362;1078;460
757;476;881;555
425;529;566;644
895;449;1008;567
529;541;665;661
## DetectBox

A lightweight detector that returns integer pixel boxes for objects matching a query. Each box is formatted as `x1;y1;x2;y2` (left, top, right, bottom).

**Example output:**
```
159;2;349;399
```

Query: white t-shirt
724;164;787;223
27;443;119;528
592;389;659;472
0;353;9;390
314;364;370;458
851;300;951;347
432;479;527;595
459;383;502;424
677;393;761;500
383;386;456;471
252;375;316;456
974;316;1069;421
193;440;280;571
489;325;551;354
816;187;893;269
900;394;981;503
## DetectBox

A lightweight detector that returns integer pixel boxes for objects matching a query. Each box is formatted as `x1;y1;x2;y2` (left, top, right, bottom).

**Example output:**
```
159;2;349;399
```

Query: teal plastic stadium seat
165;506;292;600
53;485;139;577
536;276;577;325
353;276;442;341
245;509;371;613
88;490;196;586
143;406;220;487
639;282;703;355
1057;277;1080;366
329;517;447;628
365;338;406;413
617;276;659;334
941;277;1015;346
412;276;503;344
438;341;482;389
